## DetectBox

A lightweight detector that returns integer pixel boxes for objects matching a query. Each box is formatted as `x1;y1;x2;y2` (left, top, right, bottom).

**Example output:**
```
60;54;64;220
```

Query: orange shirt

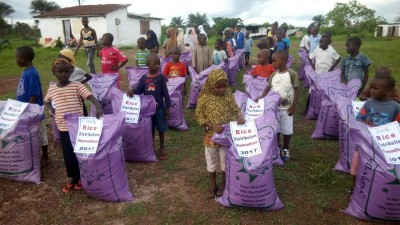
162;61;187;78
250;64;276;78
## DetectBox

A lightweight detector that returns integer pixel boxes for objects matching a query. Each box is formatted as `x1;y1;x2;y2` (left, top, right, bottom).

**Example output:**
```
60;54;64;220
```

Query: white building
34;4;162;46
375;23;400;38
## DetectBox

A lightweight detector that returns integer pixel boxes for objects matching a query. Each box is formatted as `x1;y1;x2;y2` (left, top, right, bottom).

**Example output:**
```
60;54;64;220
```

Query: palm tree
170;16;185;27
312;14;326;27
30;0;60;15
0;2;15;18
187;12;209;28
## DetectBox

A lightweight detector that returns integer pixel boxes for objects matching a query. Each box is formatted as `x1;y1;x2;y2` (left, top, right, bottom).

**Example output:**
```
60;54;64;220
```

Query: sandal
74;180;83;191
62;183;75;193
216;188;224;197
209;187;218;199
159;154;167;161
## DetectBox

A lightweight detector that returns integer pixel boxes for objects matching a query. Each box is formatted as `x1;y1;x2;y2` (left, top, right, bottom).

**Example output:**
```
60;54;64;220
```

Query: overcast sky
3;0;399;27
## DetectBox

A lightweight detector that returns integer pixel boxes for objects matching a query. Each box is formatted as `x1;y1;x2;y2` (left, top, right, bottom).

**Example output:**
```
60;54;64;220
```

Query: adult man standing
75;17;97;74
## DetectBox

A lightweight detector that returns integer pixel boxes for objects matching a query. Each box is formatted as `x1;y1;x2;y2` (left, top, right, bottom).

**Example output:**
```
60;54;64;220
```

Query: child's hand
287;105;296;116
127;89;134;98
211;124;224;134
165;108;170;120
237;116;245;125
252;74;257;78
110;65;118;71
50;107;55;114
95;107;103;119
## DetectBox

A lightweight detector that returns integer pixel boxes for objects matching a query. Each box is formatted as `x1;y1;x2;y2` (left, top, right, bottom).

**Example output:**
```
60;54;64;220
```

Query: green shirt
135;48;150;68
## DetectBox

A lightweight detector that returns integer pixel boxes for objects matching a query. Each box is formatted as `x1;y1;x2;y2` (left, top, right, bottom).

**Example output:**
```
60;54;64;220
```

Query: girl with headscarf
184;27;196;51
163;27;177;56
196;69;244;198
197;25;208;40
176;27;185;52
145;30;159;54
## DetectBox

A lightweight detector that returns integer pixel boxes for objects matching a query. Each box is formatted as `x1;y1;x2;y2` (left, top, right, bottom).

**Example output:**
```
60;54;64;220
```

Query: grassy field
0;35;399;225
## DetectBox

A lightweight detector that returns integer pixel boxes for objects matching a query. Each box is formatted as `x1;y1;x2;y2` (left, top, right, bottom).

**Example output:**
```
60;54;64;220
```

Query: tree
170;16;185;27
0;2;15;18
395;14;400;22
326;0;384;37
212;17;243;36
187;12;209;29
30;0;60;15
312;14;326;27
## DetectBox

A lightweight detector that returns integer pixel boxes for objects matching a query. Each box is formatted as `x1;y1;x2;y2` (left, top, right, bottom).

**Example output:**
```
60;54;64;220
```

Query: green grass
0;36;399;224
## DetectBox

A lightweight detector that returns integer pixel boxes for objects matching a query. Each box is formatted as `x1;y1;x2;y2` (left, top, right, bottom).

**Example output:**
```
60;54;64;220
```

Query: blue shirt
16;66;43;106
236;32;245;49
309;34;321;53
341;53;371;81
134;74;171;109
244;37;253;53
283;37;291;47
276;40;287;51
356;99;400;126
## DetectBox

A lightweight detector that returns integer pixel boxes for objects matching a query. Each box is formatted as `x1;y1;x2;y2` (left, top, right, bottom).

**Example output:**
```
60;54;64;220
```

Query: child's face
257;52;268;65
346;41;357;54
16;51;26;67
101;35;110;46
171;51;180;62
319;37;330;50
212;79;228;96
369;78;391;101
137;40;145;49
245;32;250;38
311;27;318;36
276;30;283;40
198;36;206;45
147;58;160;73
53;63;73;84
272;54;286;70
215;42;222;50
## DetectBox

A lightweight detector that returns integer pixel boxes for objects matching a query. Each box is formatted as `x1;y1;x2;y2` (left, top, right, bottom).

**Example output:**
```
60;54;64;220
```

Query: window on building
140;21;150;34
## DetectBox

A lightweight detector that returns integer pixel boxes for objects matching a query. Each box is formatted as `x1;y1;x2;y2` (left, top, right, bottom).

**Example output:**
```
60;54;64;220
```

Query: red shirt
251;64;276;78
162;61;187;78
100;46;128;74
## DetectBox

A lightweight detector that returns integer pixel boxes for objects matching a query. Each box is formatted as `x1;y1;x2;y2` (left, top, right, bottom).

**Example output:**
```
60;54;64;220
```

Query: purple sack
233;90;283;166
334;97;357;173
311;78;361;139
243;74;268;100
344;121;400;221
108;87;157;162
212;114;284;210
0;102;43;184
160;56;172;73
125;67;149;89
166;77;189;131
235;49;245;70
180;51;192;68
305;67;341;120
286;54;293;69
65;112;134;202
50;112;60;142
186;65;218;108
89;73;119;115
228;55;240;86
297;50;308;80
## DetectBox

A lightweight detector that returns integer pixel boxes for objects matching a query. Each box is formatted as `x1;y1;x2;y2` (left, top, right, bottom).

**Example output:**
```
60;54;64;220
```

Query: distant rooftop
34;4;130;18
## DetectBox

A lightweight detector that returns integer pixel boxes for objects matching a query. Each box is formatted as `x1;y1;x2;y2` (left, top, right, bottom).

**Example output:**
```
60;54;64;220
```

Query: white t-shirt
300;35;310;50
270;71;294;110
212;49;227;65
69;67;87;82
309;45;340;75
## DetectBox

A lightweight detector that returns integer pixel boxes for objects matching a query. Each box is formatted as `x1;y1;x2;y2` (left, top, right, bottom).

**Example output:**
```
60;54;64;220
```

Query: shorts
277;109;293;135
244;52;251;57
39;120;48;146
152;107;168;133
205;145;226;172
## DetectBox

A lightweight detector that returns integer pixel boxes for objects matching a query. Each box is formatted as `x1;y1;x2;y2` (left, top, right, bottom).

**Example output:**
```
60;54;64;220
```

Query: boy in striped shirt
135;37;150;68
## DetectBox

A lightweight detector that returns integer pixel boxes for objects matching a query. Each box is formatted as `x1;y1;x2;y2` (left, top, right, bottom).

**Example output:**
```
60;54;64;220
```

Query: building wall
375;25;400;37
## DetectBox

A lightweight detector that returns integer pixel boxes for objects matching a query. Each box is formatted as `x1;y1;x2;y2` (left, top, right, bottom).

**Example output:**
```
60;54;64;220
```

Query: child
274;28;288;52
212;39;228;65
308;25;321;54
257;37;274;64
308;33;341;75
350;69;400;194
235;25;245;50
282;28;291;51
341;37;371;96
135;37;150;68
162;47;188;95
243;31;253;66
300;24;313;52
250;49;275;79
16;46;49;164
99;33;128;88
127;53;171;160
192;34;213;74
223;30;235;58
74;17;98;74
44;58;103;193
256;50;300;161
196;69;245;198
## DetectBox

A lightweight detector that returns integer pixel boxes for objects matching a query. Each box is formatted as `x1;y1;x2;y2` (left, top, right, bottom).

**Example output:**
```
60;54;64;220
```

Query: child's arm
340;59;347;83
329;57;341;72
111;58;128;71
44;101;54;114
288;87;299;116
135;59;139;68
308;54;315;70
127;77;145;97
28;96;38;104
255;86;270;102
81;73;92;84
87;95;103;119
358;65;370;96
74;30;83;55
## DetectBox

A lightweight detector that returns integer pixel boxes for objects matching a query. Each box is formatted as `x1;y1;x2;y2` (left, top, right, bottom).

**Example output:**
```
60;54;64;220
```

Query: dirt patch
0;77;19;95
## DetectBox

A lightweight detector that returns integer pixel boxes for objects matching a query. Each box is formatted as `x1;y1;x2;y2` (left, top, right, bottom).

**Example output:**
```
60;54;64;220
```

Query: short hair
272;21;278;26
266;37;274;48
171;46;181;54
224;29;231;36
347;37;362;48
17;46;35;61
321;33;332;42
215;39;224;46
137;37;145;43
374;73;395;90
103;33;114;42
258;49;270;57
375;66;391;76
197;33;206;40
82;16;88;20
146;52;160;62
274;50;289;61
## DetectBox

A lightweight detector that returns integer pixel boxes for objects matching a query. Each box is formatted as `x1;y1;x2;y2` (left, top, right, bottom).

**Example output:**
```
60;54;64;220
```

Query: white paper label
245;98;264;120
351;100;365;116
0;99;29;130
120;94;141;124
368;122;400;165
74;117;103;154
230;120;262;157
